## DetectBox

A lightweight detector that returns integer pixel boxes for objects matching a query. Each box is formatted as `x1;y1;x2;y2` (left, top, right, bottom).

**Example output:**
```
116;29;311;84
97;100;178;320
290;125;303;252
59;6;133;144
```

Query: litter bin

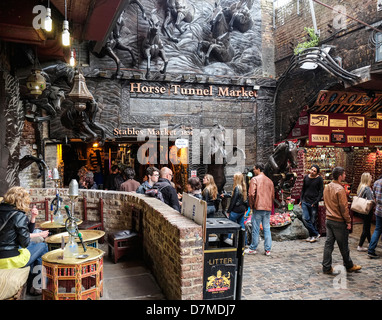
203;218;245;300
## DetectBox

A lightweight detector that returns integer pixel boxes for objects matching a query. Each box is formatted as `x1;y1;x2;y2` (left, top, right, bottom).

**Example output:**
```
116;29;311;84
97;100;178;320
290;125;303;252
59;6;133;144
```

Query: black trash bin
203;218;245;300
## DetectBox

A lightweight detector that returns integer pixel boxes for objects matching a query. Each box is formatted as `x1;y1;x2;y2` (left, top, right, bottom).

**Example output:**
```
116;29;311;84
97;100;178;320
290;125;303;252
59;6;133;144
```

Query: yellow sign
370;136;382;144
348;116;364;128
368;121;379;129
330;119;347;127
310;114;328;126
311;134;330;143
347;135;364;143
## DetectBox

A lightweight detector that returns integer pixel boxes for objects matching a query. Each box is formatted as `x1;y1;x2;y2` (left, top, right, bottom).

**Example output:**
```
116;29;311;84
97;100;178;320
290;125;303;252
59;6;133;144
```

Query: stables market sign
129;83;258;98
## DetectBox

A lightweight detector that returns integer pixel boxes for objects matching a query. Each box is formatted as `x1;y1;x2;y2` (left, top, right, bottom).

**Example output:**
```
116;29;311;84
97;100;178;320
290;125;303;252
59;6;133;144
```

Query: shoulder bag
0;211;18;232
351;188;374;215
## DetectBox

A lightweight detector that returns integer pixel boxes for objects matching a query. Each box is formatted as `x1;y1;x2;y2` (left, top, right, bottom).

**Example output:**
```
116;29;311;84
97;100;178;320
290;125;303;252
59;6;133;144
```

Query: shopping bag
351;196;374;215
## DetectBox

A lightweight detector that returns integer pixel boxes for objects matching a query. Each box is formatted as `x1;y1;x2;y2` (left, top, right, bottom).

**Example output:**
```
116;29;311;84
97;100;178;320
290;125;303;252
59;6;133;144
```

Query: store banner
308;113;370;147
366;119;382;145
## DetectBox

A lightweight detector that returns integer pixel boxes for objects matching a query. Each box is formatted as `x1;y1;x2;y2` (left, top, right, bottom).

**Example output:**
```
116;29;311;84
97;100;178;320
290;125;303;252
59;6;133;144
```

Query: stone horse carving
61;97;105;144
163;0;195;43
197;3;234;65
223;0;253;33
23;64;74;122
89;1;146;77
19;155;49;178
264;140;299;208
142;11;169;79
204;124;246;215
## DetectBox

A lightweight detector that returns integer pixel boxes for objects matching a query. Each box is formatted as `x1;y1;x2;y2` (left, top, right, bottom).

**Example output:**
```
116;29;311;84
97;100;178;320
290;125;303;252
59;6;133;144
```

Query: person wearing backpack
137;166;160;194
152;167;181;212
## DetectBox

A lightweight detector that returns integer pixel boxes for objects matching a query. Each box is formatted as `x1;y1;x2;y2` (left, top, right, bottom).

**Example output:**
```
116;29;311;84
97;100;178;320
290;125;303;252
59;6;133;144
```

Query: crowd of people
2;161;382;299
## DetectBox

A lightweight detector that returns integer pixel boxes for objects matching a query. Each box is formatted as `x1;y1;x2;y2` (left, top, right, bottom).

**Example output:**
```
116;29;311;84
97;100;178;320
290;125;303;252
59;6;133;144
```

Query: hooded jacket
0;203;31;259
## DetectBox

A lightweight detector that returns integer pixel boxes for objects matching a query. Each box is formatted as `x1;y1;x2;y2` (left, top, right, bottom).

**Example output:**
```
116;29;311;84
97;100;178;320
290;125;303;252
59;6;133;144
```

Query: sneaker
244;248;257;255
357;246;368;252
323;267;333;275
347;264;362;272
368;252;380;259
265;250;271;256
310;234;321;243
305;237;312;242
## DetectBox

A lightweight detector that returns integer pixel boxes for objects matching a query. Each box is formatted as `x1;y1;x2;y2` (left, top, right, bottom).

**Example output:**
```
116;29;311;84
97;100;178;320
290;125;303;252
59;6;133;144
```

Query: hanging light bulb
62;0;70;46
69;49;76;67
62;20;70;46
44;4;52;32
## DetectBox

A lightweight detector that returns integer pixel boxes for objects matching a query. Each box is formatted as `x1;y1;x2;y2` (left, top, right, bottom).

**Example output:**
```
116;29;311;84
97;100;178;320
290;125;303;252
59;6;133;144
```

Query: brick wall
275;0;382;77
29;188;203;300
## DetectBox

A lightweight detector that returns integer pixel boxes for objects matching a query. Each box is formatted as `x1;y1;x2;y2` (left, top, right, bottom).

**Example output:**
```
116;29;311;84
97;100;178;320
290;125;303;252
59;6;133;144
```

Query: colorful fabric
0;248;30;269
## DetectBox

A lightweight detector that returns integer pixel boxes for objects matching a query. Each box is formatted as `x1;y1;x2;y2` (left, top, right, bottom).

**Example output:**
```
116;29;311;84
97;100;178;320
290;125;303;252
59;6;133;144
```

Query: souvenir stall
288;90;382;234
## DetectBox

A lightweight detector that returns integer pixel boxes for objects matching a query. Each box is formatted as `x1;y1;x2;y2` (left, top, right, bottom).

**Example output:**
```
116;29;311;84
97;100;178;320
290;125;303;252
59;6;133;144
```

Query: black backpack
145;186;165;202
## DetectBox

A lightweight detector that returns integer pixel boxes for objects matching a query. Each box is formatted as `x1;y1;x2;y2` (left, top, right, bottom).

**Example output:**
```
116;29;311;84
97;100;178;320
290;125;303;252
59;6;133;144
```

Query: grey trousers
322;219;354;272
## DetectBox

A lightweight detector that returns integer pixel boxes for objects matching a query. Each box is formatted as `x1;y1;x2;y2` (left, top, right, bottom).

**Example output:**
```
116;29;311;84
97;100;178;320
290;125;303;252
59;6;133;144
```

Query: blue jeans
250;210;272;251
25;241;48;269
301;202;319;237
228;211;247;245
368;215;382;254
24;241;48;289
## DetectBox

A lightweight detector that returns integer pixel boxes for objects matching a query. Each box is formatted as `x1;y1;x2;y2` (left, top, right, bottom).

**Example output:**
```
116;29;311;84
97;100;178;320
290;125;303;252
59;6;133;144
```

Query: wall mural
88;0;262;78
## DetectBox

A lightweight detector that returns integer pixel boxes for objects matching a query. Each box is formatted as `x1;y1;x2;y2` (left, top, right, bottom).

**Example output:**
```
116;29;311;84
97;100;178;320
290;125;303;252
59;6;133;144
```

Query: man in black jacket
153;167;181;212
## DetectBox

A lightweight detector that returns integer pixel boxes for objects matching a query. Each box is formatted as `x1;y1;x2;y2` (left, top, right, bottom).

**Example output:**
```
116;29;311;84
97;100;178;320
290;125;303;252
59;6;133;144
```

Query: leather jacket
227;186;247;214
0;203;31;259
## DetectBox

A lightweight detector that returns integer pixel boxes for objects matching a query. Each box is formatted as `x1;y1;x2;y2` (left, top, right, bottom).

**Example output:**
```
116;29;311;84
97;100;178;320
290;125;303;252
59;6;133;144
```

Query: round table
45;230;105;251
38;219;82;234
42;247;104;300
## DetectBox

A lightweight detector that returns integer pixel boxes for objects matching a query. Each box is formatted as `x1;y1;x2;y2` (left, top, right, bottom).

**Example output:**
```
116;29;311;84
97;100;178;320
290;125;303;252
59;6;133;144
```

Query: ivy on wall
294;27;320;55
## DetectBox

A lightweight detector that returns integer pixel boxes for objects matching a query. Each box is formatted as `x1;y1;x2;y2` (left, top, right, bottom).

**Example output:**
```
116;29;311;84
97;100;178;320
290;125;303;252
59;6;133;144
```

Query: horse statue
163;0;195;43
142;11;169;79
19;155;49;178
60;98;105;144
203;124;246;215
197;2;234;65
89;0;147;77
264;140;299;208
23;63;74;122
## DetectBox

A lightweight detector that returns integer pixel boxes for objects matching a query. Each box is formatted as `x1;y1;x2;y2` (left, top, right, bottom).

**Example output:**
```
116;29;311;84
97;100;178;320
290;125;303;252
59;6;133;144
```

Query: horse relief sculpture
163;0;195;42
223;0;253;33
197;2;234;65
142;11;169;79
89;0;146;77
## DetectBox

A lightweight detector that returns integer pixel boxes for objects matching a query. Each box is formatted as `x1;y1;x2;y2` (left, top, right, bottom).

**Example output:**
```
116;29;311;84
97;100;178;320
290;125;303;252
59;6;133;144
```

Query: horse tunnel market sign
129;83;258;98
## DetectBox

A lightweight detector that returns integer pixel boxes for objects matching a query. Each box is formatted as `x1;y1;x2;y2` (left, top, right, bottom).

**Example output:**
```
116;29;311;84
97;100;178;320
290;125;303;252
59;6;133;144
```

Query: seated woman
0;186;49;295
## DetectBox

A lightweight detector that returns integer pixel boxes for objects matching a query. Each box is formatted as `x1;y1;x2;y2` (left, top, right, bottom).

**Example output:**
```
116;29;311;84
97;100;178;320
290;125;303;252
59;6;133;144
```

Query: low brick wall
29;188;204;300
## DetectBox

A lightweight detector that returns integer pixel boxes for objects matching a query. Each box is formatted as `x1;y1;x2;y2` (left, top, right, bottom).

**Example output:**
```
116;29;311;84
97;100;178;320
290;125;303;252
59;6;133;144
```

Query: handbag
351;188;374;215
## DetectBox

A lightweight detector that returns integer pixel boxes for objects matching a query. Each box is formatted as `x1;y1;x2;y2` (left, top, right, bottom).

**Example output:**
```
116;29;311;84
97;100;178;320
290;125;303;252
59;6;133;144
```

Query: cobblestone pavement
241;223;382;300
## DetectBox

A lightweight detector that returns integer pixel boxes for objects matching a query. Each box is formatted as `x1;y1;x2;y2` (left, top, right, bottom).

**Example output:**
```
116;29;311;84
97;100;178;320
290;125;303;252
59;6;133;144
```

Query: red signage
308;113;369;147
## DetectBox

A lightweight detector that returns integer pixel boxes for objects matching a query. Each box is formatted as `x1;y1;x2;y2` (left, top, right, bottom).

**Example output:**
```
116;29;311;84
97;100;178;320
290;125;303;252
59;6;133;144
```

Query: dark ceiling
0;0;126;61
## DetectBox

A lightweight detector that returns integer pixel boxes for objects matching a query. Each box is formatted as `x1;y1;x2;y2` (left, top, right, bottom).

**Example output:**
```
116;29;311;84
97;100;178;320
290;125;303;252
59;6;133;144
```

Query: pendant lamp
68;71;93;111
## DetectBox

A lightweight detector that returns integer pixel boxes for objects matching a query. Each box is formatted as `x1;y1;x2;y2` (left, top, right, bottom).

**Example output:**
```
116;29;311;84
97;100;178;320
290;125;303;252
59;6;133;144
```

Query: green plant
294;27;320;55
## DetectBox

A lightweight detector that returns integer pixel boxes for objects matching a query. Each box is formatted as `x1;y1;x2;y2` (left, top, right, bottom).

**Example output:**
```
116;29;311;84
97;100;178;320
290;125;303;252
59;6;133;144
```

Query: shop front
288;90;382;233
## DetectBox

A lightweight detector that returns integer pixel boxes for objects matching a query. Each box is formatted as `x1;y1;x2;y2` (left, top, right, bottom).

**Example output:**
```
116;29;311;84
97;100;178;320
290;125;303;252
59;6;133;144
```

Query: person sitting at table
0;186;49;295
